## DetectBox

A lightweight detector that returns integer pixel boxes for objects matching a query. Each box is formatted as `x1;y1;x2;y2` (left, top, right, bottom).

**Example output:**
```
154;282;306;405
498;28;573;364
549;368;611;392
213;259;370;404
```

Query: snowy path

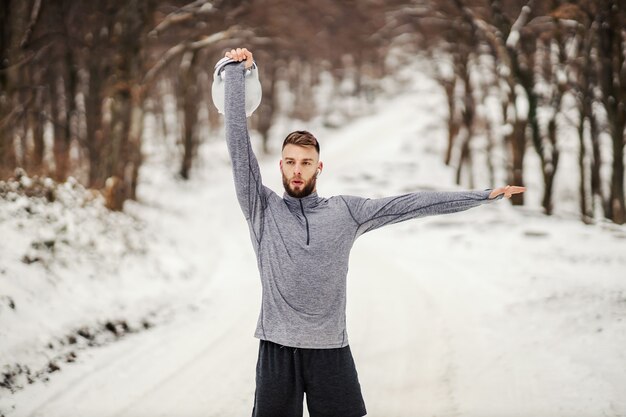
3;76;626;417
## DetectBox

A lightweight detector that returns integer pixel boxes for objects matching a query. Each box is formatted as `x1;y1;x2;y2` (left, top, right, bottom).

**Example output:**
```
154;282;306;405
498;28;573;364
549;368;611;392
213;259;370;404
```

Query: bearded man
216;47;525;417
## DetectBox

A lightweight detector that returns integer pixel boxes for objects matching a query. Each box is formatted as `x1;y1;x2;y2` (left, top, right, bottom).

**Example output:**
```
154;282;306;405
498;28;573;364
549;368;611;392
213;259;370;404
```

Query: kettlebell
211;56;262;117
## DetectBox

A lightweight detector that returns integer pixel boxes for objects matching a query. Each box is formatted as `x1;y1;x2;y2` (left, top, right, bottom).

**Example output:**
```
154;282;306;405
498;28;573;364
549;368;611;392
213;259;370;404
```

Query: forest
1;0;624;224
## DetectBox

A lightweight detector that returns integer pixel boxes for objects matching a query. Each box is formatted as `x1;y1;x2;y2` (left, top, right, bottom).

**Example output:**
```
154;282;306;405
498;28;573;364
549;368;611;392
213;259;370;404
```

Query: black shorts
252;340;367;417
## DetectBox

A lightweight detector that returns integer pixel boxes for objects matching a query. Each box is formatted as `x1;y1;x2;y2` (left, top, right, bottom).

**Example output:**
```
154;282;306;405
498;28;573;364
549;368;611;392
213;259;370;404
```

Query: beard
282;171;317;198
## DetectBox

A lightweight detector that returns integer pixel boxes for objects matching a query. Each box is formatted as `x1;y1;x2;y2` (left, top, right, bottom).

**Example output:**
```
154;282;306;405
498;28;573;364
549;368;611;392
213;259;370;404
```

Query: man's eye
304;161;311;165
286;161;294;165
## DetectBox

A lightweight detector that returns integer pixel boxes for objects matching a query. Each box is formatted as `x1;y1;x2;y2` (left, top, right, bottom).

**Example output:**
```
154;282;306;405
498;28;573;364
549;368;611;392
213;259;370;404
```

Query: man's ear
318;161;323;173
279;159;283;171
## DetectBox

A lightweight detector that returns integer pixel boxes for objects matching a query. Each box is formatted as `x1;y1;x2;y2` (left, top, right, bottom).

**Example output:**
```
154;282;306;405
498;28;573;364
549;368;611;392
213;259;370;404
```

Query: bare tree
1;0;623;223
0;0;30;177
596;0;625;224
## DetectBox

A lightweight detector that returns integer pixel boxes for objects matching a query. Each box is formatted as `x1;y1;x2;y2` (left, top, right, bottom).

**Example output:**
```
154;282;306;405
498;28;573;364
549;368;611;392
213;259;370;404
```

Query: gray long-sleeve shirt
222;61;502;349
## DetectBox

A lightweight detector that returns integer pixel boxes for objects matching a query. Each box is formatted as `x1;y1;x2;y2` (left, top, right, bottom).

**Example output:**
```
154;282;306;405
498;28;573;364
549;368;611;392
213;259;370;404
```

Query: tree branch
142;29;231;86
20;0;43;48
149;0;215;38
451;0;511;72
506;1;534;49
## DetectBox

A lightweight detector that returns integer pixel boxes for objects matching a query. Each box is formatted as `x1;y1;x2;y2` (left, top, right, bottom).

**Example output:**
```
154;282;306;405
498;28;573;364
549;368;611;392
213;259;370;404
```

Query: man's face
280;144;322;198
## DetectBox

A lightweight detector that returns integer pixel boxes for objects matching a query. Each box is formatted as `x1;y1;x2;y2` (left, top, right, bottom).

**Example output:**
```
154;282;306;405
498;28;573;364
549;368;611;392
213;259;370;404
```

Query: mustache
281;171;317;198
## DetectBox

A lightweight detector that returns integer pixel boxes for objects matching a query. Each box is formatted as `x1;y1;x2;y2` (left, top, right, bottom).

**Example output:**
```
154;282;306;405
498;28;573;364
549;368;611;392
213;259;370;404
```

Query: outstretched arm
341;186;525;236
222;48;268;244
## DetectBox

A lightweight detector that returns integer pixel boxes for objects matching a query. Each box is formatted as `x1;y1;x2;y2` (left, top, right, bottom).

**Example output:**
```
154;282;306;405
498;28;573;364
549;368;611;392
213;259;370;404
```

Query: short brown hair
282;130;320;154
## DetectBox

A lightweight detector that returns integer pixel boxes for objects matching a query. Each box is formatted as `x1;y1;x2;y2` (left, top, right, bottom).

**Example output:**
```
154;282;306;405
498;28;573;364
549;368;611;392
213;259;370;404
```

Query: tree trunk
578;112;592;223
0;0;11;177
179;50;199;180
257;54;278;154
443;77;458;167
541;35;566;217
51;56;73;181
598;0;626;224
517;69;547;212
509;117;527;206
542;118;559;215
576;16;599;223
30;67;45;174
0;0;29;178
48;1;75;182
485;117;497;187
127;85;144;201
85;57;106;189
86;0;153;209
609;3;626;225
456;51;475;188
110;0;153;206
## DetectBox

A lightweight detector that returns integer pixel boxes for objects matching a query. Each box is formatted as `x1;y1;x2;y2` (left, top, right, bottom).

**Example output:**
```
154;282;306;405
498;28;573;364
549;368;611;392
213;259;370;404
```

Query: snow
514;84;529;120
1;64;626;417
506;5;531;49
506;30;520;49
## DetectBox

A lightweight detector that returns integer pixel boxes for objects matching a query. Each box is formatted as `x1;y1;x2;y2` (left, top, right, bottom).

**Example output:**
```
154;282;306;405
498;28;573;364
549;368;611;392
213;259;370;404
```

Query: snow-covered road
2;72;625;417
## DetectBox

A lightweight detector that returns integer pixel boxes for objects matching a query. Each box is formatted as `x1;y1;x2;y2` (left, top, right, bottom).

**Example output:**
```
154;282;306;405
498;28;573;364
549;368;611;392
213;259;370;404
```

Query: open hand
489;185;526;199
225;47;253;69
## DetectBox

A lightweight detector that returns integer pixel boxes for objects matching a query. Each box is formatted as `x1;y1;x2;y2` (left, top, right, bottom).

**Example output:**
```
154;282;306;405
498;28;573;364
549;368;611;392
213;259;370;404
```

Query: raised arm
340;189;504;236
221;48;269;244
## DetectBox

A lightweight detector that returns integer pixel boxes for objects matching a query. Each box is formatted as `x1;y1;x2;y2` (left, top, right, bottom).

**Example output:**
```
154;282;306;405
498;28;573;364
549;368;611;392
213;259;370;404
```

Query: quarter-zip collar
282;191;323;210
283;192;323;246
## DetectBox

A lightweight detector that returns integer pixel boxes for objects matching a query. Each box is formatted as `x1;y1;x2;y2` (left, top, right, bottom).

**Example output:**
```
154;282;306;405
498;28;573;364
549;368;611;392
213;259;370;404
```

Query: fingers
225;48;240;60
224;47;253;68
502;185;527;198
